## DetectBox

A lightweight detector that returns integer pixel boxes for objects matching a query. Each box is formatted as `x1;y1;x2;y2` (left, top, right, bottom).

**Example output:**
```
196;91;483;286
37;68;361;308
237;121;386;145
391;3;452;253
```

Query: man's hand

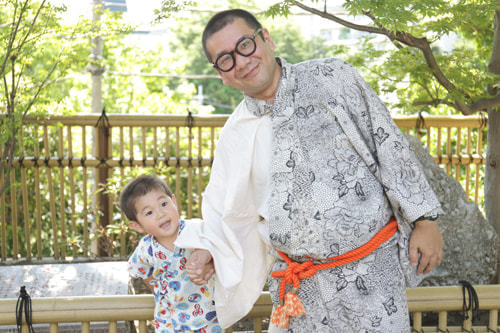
409;219;444;275
186;249;215;285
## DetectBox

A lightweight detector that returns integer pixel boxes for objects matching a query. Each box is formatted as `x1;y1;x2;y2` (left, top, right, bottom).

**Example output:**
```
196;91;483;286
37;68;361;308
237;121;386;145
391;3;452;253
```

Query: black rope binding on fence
416;111;426;134
185;111;194;128
458;280;480;324
478;111;487;129
95;108;110;130
16;286;34;333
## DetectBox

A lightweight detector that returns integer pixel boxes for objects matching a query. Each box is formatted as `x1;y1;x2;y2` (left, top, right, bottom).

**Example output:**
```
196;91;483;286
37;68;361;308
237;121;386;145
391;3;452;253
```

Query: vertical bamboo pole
153;126;158;165
10;170;18;258
165;125;170;169
58;126;67;258
82;126;89;257
20;128;30;260
465;128;472;200
119;126;126;258
109;321;117;333
187;123;193;219
141;126;146;167
437;127;442;165
446;127;452;175
81;322;90;333
475;126;484;204
455;127;462;181
44;125;59;259
68;125;77;258
175;128;181;213
34;128;42;259
197;127;203;217
489;309;498;331
438;310;448;332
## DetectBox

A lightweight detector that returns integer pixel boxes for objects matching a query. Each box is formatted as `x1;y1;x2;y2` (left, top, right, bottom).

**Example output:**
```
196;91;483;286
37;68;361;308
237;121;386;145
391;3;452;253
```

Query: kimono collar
243;57;293;118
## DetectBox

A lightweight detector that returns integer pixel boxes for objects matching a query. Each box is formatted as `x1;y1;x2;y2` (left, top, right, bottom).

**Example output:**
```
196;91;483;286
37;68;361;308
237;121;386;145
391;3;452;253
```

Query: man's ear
261;28;276;51
129;221;144;233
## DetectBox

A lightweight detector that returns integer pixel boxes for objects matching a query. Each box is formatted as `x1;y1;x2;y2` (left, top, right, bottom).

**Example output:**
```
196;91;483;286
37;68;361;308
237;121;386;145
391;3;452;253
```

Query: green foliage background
0;0;491;260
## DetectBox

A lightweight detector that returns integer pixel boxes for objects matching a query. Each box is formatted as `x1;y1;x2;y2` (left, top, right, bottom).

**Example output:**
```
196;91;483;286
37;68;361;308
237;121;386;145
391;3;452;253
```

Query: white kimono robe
175;104;276;329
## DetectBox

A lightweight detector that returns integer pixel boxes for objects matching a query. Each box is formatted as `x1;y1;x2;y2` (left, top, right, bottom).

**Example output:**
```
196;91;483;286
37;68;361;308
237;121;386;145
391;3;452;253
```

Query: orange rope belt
270;217;398;328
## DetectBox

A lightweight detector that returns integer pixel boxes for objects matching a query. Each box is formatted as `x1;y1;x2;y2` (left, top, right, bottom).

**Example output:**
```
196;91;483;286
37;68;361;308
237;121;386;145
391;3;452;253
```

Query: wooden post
96;112;111;256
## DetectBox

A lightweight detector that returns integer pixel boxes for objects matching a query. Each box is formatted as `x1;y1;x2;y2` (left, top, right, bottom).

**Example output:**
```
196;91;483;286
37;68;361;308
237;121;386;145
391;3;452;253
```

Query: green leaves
266;0;497;115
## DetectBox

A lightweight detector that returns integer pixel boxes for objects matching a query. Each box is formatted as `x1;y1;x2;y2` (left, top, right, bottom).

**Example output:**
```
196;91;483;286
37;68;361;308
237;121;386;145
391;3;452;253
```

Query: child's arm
142;275;156;293
186;249;215;285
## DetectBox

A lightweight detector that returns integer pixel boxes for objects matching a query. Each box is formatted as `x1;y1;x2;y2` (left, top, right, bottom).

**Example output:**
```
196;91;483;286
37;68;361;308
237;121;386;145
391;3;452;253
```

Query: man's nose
234;52;251;71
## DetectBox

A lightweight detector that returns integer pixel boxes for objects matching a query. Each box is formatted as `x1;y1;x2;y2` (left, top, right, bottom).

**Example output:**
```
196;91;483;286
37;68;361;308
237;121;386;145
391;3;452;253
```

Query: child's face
130;188;180;247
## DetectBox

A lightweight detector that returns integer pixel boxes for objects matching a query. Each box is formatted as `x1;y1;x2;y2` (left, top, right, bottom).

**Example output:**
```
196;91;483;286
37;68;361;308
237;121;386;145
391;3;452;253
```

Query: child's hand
186;249;215;285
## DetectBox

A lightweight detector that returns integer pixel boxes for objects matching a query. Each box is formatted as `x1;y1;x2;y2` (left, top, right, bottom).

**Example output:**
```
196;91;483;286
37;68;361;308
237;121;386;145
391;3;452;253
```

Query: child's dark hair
120;175;173;221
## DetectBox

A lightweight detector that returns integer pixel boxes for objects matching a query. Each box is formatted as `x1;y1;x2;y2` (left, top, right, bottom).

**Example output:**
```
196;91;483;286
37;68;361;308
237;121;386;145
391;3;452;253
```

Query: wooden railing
1;285;499;333
0;113;487;263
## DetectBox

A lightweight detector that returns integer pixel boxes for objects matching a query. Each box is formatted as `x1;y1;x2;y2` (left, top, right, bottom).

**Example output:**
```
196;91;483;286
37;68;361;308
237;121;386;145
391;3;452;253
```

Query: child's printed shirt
128;219;219;332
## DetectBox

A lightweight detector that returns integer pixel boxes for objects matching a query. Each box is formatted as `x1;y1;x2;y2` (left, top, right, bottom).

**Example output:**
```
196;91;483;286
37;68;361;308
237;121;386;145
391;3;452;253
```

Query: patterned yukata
128;219;222;333
176;57;442;332
259;57;442;332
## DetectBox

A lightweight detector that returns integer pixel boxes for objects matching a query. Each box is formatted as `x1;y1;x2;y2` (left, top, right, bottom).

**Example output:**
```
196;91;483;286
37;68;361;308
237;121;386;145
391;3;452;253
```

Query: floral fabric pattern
128;220;221;333
245;57;442;332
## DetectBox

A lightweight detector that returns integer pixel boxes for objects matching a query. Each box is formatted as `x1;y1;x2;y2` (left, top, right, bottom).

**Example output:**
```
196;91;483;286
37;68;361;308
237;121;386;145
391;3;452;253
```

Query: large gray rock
405;134;498;286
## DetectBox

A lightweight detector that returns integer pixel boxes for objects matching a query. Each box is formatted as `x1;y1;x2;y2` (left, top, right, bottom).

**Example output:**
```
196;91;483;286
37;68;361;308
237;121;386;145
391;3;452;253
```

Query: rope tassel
284;289;305;316
270;303;289;328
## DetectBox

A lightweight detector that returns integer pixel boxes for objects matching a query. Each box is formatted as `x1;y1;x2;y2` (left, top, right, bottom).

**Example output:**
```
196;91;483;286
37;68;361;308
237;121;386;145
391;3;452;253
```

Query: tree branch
292;0;477;114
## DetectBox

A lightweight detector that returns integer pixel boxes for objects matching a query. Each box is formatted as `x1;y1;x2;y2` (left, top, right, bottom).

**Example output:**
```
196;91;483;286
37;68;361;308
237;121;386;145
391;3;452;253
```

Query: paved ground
0;261;129;299
0;261;130;332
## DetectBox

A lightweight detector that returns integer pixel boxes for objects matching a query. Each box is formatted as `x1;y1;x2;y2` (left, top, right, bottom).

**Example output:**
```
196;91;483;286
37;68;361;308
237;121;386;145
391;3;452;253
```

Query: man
175;8;444;332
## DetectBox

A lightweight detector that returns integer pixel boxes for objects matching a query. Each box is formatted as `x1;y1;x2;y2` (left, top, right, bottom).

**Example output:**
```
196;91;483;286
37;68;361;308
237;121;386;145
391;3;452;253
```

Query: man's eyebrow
214;34;251;58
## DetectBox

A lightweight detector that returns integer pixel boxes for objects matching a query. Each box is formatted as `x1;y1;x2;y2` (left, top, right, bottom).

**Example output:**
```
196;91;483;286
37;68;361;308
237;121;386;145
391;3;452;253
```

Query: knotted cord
270;217;398;328
16;286;35;333
458;280;479;323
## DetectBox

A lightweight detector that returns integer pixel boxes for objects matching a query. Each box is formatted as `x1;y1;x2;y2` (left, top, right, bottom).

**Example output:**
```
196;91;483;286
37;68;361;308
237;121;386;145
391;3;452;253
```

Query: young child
121;175;221;333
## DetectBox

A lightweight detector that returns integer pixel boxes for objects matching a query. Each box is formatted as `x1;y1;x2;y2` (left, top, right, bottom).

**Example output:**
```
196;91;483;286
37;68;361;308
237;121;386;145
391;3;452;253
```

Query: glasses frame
212;28;263;72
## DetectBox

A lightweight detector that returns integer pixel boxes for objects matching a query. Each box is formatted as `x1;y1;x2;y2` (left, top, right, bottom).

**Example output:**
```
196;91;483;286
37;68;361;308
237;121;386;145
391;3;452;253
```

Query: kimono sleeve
340;63;443;223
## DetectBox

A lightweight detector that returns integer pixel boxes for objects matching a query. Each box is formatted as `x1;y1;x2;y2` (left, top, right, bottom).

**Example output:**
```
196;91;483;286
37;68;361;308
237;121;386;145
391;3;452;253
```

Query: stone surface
0;261;129;298
405;134;498;286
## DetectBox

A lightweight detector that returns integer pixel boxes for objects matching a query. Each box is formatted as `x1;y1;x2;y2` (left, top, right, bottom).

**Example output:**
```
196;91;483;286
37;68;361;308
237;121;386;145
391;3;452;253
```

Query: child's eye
161;201;168;207
145;210;153;216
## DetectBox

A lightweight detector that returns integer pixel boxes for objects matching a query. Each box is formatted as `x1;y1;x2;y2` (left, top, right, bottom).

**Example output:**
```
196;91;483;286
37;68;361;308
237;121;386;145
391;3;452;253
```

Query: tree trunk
485;109;500;283
486;7;500;283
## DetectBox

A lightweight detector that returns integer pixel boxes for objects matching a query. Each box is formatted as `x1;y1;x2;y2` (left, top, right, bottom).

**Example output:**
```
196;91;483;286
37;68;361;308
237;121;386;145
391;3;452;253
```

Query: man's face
206;18;281;102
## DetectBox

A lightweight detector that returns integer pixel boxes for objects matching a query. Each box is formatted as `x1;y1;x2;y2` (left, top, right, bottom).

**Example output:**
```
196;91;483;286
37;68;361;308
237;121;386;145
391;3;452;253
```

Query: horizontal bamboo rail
1;285;499;333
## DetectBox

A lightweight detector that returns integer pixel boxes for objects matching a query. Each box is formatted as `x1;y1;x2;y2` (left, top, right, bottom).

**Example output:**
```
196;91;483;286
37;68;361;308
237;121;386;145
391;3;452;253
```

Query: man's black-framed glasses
213;28;263;72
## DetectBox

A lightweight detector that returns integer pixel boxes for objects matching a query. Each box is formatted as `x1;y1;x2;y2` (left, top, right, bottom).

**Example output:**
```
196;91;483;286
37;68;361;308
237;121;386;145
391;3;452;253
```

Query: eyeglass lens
214;28;262;72
215;38;256;72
